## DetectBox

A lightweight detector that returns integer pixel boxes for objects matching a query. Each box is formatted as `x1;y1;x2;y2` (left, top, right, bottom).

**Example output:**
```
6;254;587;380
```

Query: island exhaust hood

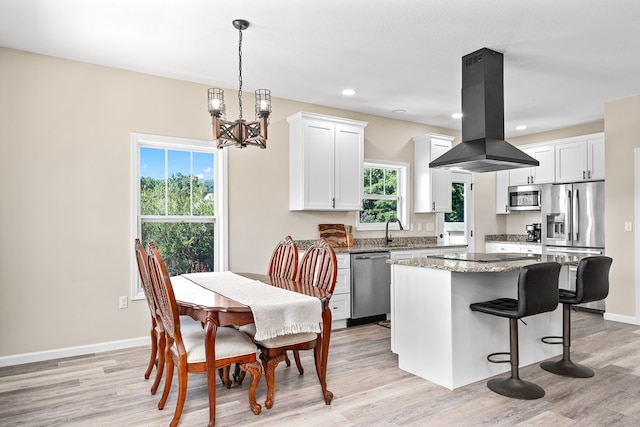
429;48;538;173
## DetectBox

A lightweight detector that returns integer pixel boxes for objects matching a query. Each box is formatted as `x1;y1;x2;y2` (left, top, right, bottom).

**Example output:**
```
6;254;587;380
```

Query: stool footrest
487;352;510;364
541;335;562;345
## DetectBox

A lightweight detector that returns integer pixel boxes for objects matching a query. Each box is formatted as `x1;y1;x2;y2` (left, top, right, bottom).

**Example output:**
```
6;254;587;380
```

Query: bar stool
540;256;612;378
470;262;561;400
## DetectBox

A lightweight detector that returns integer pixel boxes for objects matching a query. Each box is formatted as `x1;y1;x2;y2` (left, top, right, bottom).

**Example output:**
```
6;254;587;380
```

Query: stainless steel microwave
508;185;542;211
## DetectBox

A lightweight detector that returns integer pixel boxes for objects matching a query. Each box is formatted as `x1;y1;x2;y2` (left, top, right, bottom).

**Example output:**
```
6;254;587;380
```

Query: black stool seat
469;298;518;317
470;262;561;400
541;256;612;378
558;288;578;302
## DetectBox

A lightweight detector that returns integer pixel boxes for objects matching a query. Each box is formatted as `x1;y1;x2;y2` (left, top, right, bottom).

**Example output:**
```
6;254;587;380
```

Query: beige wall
0;48;457;357
603;95;640;318
1;47;637;360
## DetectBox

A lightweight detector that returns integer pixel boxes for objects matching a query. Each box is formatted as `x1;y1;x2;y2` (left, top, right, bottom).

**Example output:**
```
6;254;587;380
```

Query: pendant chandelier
207;19;271;149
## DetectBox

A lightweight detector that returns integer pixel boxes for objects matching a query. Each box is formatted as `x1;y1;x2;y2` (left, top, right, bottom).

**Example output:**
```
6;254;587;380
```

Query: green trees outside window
445;182;465;223
139;147;216;275
360;166;399;223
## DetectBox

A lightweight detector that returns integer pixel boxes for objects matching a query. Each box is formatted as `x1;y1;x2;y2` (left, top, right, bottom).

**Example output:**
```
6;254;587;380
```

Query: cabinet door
328;293;350;321
334;123;364;210
414;135;453;213
587;138;605;180
531;145;555;184
333;268;350;295
555;141;587;183
509;148;532;185
431;140;452;212
301;119;335;209
495;170;510;214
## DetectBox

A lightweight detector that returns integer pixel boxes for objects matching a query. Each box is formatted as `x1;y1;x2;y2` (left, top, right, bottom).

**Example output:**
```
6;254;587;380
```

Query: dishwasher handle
352;253;390;260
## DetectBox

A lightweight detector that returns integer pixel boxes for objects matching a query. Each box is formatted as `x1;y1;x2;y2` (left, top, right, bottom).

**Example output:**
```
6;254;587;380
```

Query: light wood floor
2;310;640;426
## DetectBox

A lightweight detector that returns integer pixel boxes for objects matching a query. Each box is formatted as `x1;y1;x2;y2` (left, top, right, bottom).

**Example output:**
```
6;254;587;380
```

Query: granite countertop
485;234;542;246
388;253;580;273
296;237;467;254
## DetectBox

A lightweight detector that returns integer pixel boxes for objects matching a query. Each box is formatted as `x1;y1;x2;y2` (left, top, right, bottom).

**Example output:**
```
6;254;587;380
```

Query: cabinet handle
588;170;592;179
505;204;509;213
530;176;534;184
332;197;335;209
583;171;586;180
432;201;436;211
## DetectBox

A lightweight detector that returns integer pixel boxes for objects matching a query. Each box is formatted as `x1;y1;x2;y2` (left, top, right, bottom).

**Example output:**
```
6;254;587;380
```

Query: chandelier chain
237;27;243;120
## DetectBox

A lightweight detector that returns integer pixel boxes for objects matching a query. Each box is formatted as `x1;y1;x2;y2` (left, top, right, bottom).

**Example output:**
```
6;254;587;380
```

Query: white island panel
391;263;564;390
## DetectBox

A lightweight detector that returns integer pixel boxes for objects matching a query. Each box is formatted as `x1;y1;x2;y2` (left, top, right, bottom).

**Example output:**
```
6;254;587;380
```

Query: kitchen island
389;252;579;390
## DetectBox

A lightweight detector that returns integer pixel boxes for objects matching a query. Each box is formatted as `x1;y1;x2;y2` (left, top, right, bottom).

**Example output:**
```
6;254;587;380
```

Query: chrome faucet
384;218;404;246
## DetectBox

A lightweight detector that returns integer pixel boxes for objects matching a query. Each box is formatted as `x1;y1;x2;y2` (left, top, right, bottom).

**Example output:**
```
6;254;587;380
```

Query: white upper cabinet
288;112;367;211
588;137;605;180
413;134;454;213
509;144;555;185
495;170;510;214
555;134;605;183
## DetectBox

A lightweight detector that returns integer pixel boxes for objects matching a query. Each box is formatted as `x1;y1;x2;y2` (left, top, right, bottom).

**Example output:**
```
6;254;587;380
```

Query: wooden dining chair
147;242;262;426
255;238;337;409
135;239;205;396
134;238;165;394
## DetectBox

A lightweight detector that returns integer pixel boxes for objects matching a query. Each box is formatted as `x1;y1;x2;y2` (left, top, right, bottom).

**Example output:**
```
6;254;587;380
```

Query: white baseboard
0;337;149;368
603;312;640;325
331;319;347;330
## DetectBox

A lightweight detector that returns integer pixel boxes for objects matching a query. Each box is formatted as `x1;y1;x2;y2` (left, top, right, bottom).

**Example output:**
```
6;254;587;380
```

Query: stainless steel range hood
429;48;538;173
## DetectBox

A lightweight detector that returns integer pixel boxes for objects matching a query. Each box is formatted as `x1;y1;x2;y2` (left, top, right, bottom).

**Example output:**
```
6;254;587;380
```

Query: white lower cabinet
331;253;351;329
485;242;542;254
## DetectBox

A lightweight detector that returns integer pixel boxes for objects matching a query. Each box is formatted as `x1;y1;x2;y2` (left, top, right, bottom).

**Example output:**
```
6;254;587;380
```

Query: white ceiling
1;0;639;137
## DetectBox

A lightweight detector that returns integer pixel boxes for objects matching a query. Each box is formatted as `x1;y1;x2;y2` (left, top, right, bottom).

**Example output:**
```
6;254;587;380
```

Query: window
357;160;409;230
131;133;228;299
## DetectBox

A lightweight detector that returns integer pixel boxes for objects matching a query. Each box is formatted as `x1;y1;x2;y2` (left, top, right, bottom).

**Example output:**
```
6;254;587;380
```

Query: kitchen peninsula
389;252;579;390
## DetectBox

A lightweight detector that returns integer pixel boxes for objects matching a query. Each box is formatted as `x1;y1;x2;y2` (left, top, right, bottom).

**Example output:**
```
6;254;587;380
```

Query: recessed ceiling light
392;109;406;114
342;89;357;96
451;113;463;119
516;125;527;131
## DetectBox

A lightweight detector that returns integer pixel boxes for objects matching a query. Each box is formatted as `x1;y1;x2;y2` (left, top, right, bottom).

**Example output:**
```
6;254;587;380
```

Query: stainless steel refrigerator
542;181;605;310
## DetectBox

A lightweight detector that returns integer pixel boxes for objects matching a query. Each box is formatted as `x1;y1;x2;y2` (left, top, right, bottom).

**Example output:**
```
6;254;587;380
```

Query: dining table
171;272;334;427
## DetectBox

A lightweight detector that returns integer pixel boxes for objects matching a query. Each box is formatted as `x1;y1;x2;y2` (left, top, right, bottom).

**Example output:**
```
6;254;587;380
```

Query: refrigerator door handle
575;189;580;241
567;189;572;241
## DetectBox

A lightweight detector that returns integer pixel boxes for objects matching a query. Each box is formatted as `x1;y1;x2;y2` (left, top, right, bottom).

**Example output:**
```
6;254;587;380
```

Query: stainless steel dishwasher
349;252;391;324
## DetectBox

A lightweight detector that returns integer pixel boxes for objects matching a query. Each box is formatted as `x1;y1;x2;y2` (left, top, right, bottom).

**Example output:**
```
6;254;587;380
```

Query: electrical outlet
417;223;423;232
625;221;633;232
119;295;128;309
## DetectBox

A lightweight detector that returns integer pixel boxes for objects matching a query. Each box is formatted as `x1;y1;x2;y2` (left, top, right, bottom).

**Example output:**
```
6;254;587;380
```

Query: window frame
130;133;228;300
356;159;409;231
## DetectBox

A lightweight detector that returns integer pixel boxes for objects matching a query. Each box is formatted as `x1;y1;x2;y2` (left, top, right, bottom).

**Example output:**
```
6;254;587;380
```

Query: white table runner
181;271;322;341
